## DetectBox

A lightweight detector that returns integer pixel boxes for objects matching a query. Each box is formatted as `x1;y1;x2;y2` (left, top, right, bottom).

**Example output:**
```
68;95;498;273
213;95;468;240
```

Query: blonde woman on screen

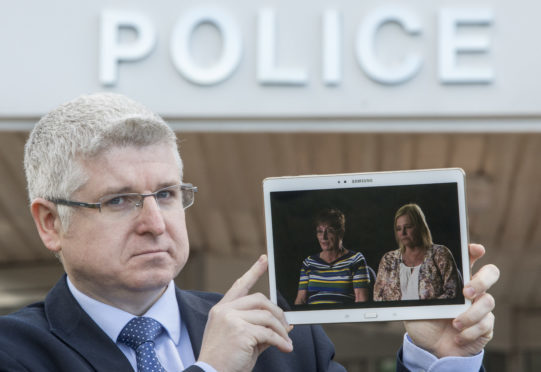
373;203;460;301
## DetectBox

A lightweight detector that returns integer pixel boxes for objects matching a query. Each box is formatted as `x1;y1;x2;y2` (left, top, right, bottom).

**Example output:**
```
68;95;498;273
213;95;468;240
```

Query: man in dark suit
0;93;499;371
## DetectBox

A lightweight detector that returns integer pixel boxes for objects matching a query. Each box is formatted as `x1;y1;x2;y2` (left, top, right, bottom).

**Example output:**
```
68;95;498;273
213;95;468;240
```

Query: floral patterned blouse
373;244;460;301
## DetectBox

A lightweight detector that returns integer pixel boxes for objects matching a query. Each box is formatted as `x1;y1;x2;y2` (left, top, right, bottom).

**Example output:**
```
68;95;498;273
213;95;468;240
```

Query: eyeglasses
48;183;198;216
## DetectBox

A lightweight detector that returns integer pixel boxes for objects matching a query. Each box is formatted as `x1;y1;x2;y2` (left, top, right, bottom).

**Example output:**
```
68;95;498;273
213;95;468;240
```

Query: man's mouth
133;249;168;257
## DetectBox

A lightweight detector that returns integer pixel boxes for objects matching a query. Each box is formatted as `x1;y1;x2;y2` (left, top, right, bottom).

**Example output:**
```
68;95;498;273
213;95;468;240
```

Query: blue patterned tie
118;317;167;372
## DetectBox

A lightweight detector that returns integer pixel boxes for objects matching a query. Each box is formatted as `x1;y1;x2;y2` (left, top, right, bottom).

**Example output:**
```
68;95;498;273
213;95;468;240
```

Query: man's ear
30;198;64;253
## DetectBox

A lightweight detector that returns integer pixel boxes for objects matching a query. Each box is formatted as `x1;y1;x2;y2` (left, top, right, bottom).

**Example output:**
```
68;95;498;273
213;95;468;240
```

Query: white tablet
263;168;471;324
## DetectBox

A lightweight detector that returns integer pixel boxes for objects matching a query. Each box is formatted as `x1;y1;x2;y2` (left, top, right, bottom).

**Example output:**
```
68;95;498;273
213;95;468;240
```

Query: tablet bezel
263;168;471;324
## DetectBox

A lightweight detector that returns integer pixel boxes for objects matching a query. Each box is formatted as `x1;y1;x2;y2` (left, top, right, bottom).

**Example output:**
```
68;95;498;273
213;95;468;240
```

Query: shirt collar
66;277;181;345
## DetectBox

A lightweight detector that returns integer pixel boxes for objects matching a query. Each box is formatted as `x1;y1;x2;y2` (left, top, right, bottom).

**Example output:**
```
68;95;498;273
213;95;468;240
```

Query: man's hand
405;244;500;358
198;255;293;372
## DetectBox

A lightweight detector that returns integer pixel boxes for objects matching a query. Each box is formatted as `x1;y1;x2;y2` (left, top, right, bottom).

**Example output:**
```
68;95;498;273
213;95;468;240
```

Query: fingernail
453;319;463;331
258;255;267;263
464;286;475;298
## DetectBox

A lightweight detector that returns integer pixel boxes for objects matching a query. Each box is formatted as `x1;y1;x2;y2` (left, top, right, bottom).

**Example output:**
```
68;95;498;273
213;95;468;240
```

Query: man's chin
128;269;176;291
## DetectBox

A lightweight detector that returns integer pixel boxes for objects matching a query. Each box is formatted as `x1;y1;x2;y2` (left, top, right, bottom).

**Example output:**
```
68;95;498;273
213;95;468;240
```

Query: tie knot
118;317;165;350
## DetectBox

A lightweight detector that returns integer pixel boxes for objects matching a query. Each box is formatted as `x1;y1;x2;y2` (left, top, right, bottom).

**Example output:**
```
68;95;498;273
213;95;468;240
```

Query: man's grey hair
24;92;182;228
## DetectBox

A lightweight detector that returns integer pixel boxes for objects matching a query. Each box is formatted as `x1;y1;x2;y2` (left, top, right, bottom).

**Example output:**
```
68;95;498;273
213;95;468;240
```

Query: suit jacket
0;276;484;372
0;276;345;372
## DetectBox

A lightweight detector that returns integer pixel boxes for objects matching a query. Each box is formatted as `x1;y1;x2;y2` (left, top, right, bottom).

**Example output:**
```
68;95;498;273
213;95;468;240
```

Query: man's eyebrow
156;181;181;190
99;182;181;196
99;186;136;196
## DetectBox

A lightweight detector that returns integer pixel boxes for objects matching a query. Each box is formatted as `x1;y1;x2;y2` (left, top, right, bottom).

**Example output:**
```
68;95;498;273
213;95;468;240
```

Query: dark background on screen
270;182;464;309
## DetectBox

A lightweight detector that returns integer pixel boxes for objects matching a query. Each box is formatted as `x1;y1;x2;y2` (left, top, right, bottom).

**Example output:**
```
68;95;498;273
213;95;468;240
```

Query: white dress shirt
67;277;216;372
403;333;484;371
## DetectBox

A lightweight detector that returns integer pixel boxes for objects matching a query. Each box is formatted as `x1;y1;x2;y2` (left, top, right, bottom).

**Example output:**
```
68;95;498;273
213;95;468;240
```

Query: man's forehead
75;145;182;195
84;144;180;167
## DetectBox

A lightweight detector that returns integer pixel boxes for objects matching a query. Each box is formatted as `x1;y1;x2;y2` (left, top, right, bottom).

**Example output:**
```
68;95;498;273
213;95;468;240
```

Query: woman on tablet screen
294;208;371;305
373;203;460;301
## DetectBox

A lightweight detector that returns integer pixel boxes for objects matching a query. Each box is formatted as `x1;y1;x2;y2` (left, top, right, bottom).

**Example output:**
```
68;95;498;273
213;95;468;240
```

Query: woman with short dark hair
295;208;370;305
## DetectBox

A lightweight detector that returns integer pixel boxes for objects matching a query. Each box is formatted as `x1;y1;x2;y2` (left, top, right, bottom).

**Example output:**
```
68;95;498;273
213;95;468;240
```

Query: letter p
99;10;156;86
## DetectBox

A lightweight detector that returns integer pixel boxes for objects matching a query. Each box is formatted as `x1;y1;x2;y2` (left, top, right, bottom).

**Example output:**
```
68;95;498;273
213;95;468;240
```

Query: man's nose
135;195;166;235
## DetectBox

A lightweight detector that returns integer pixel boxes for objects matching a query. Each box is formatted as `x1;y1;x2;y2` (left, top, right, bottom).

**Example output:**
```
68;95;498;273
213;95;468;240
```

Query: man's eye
156;190;172;199
104;196;127;206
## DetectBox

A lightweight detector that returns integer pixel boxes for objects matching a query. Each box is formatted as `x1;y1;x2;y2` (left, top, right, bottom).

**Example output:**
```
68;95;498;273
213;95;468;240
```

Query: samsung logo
352;178;373;183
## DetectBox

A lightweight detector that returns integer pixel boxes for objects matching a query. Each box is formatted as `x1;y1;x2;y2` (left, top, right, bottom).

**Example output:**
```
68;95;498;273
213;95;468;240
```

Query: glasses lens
155;185;182;209
100;193;140;214
182;188;194;209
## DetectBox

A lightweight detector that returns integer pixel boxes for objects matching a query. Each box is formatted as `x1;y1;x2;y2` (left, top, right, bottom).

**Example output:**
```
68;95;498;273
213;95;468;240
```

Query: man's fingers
454;312;494;346
248;323;293;353
239;309;292;344
468;243;485;269
222;255;268;302
222;293;289;329
453;293;495;331
463;264;500;299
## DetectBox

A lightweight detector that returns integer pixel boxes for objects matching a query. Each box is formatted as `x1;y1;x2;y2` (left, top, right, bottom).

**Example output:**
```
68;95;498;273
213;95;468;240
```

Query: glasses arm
181;183;198;193
48;198;101;210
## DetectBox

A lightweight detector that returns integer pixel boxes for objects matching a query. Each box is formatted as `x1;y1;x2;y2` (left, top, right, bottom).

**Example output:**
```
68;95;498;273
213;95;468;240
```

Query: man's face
57;144;189;301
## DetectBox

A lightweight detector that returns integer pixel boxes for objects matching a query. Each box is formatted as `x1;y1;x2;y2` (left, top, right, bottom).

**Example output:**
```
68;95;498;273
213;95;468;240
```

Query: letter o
170;8;242;85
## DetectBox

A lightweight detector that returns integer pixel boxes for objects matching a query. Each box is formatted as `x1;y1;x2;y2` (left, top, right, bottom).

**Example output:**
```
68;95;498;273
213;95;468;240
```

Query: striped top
298;249;370;305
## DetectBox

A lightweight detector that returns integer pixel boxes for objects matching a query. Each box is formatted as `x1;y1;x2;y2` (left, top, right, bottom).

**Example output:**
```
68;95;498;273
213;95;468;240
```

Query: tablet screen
264;169;470;324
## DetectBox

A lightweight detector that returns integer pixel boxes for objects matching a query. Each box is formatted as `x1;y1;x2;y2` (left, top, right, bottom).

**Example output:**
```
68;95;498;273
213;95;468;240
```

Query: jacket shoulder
177;288;223;303
175;288;223;313
0;301;49;332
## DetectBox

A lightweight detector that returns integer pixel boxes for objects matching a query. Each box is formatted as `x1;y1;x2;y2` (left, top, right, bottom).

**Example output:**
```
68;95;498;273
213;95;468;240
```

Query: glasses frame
48;183;198;212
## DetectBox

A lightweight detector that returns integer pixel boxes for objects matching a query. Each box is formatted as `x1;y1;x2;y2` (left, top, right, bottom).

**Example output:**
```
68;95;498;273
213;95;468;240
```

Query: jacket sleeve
0;350;30;372
310;325;347;372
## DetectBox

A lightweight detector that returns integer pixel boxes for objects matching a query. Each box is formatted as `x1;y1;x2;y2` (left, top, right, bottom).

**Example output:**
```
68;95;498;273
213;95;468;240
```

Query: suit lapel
43;277;218;370
45;276;134;371
175;289;216;360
